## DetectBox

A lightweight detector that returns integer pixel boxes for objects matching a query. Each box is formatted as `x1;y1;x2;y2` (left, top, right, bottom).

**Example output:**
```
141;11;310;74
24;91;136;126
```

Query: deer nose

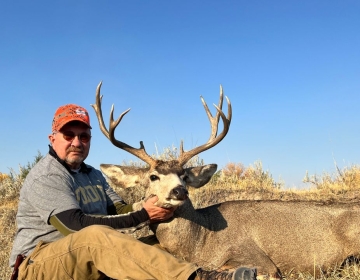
170;186;188;200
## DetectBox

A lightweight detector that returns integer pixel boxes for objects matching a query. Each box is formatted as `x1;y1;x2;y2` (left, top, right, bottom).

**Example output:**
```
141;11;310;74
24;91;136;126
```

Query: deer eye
181;175;189;182
150;175;159;181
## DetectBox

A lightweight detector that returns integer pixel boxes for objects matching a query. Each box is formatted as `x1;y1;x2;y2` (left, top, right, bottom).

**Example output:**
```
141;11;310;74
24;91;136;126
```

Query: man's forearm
49;208;149;236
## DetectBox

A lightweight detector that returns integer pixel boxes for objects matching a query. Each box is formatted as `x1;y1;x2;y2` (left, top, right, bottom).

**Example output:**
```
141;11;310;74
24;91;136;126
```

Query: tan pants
18;225;197;280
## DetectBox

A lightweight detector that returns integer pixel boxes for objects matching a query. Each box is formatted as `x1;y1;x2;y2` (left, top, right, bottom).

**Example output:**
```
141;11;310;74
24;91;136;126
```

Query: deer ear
100;164;147;188
184;164;217;188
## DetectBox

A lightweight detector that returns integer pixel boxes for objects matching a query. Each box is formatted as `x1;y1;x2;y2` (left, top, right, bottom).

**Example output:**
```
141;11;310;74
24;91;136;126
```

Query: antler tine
200;84;225;140
91;81;109;139
178;85;232;166
91;81;157;167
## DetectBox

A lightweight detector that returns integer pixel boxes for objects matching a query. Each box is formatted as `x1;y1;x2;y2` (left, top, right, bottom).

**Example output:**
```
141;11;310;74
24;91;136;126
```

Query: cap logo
75;109;88;116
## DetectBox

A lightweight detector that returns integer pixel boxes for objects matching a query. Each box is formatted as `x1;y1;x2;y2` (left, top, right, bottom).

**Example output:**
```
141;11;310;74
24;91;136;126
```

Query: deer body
152;199;360;276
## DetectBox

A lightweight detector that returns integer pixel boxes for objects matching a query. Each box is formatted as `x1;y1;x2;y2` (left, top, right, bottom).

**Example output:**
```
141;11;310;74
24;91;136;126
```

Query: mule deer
92;82;360;279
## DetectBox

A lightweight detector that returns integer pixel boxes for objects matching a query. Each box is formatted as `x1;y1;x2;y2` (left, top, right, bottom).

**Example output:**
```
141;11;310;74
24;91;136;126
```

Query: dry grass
0;175;23;280
2;152;360;279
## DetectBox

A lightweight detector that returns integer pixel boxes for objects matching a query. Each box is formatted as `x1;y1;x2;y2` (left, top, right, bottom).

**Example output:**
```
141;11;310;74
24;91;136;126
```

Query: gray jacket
9;152;122;266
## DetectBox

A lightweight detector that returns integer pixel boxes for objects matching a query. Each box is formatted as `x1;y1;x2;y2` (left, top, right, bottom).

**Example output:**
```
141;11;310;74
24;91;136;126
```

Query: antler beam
91;81;157;167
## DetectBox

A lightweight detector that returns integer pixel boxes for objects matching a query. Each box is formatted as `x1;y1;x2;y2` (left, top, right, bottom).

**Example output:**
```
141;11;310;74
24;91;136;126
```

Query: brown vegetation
0;174;23;280
0;172;10;182
1;153;360;279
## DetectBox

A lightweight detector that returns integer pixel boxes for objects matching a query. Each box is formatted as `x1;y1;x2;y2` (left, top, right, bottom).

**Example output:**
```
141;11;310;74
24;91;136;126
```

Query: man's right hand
143;195;174;223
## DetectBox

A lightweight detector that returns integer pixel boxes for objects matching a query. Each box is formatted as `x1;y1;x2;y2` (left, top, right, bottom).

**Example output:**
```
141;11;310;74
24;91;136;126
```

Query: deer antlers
178;85;232;166
91;81;232;168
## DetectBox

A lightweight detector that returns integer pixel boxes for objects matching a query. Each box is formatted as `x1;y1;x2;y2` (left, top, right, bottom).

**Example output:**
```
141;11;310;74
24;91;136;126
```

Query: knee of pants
73;225;134;250
77;225;117;241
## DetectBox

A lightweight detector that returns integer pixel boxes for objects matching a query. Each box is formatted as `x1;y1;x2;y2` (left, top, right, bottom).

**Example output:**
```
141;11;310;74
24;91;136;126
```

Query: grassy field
1;153;360;279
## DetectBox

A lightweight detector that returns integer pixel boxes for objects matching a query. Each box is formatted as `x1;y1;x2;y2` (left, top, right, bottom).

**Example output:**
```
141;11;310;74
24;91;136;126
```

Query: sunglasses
57;131;92;143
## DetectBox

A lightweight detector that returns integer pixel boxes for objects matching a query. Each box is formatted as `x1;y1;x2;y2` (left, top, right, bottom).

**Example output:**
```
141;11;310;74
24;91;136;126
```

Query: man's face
49;121;91;169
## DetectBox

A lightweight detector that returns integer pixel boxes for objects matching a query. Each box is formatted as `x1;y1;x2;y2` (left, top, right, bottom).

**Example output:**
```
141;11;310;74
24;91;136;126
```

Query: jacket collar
48;145;91;174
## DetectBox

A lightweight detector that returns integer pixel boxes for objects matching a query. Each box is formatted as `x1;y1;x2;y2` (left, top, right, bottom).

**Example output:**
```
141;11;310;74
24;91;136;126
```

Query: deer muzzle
169;186;189;201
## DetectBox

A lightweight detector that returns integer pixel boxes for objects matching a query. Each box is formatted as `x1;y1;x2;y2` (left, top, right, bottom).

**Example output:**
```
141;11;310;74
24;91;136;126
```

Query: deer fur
101;163;360;279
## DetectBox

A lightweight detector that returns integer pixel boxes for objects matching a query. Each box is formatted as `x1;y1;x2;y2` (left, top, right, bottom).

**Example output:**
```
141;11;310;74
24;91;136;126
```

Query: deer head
91;82;232;209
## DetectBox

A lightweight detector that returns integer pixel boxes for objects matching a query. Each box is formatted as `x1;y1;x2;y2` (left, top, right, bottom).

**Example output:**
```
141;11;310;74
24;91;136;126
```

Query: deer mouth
159;187;189;208
161;197;188;208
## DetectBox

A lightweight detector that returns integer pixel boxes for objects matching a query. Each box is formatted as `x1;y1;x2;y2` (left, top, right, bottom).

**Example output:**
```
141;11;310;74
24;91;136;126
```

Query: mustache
66;147;83;153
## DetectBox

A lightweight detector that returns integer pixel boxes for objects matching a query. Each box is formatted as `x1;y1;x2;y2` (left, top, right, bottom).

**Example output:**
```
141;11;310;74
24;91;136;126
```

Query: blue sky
1;1;359;188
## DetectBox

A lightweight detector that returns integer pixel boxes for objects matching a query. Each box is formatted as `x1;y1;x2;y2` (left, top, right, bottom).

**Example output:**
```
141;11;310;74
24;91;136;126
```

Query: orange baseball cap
52;104;91;132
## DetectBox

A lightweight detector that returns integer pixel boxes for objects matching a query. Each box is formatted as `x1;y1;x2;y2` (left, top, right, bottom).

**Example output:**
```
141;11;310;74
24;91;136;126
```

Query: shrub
0;172;10;182
303;164;360;194
218;161;283;190
221;162;245;179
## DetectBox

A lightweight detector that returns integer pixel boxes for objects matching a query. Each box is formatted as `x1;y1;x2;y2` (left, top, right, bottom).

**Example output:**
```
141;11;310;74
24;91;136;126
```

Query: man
10;104;257;280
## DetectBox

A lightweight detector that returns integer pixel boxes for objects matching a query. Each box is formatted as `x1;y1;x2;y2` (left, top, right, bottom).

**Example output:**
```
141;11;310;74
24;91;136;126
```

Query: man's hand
143;195;174;223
